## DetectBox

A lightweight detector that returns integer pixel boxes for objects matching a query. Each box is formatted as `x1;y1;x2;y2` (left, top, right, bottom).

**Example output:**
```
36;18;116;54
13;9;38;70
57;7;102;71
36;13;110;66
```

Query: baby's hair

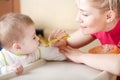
0;13;34;49
88;0;120;17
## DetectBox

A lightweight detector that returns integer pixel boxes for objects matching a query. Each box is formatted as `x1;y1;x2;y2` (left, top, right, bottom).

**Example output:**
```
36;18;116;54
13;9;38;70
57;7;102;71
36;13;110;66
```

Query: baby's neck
3;47;29;57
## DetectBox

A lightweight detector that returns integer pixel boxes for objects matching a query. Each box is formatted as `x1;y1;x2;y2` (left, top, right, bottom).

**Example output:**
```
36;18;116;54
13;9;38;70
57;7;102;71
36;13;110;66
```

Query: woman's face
76;0;107;34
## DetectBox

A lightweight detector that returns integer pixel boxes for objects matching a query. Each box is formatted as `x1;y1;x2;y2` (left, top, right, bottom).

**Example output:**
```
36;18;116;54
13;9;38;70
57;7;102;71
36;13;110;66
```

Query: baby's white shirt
40;46;66;61
0;46;66;74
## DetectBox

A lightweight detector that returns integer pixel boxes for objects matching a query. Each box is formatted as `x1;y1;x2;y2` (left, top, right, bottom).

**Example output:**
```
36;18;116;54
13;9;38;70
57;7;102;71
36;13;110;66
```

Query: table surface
0;59;112;80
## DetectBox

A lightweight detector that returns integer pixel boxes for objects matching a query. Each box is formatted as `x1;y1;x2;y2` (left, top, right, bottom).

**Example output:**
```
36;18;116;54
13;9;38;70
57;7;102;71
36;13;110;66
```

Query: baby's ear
12;43;21;50
106;10;116;23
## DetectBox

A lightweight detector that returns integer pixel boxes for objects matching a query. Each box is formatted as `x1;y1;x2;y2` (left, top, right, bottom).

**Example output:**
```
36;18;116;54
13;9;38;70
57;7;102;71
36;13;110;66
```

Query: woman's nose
75;12;83;23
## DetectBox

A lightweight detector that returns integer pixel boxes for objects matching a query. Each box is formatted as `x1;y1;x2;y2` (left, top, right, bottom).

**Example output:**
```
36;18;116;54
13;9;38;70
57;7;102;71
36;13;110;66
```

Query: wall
20;0;79;37
20;0;100;52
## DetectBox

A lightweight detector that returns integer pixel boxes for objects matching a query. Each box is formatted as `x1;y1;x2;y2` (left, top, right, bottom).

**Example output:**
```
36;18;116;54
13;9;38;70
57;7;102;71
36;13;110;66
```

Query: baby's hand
48;29;68;47
7;63;23;75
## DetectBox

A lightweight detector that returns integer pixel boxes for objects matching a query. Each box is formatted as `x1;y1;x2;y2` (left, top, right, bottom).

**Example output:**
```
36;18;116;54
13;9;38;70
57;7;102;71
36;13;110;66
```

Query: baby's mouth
38;42;40;46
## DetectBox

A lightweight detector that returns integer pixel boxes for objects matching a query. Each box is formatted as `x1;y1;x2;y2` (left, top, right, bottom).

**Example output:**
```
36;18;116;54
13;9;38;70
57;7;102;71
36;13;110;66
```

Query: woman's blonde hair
88;0;120;17
0;13;34;48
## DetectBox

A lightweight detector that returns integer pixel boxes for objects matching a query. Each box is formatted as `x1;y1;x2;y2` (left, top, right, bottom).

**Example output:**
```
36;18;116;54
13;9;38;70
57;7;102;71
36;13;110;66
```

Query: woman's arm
48;29;95;48
60;46;120;76
80;53;120;76
67;28;95;48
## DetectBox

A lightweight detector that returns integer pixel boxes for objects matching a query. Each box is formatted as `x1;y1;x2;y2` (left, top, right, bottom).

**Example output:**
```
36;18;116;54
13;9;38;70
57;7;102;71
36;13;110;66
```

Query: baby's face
19;25;40;54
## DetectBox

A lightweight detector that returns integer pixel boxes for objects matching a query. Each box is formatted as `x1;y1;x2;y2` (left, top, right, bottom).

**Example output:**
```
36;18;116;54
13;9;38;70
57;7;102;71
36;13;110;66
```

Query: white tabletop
0;59;112;80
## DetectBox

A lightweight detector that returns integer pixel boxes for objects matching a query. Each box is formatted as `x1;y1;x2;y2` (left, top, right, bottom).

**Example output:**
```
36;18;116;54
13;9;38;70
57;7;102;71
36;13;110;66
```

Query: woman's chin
82;31;90;35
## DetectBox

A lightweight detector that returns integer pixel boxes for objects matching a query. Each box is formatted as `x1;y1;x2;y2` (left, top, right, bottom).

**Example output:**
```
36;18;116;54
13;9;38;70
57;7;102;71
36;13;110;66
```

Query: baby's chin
28;47;38;54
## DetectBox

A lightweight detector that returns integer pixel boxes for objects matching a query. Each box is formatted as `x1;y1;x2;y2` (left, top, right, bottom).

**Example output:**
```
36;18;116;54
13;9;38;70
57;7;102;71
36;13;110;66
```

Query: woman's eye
82;13;89;16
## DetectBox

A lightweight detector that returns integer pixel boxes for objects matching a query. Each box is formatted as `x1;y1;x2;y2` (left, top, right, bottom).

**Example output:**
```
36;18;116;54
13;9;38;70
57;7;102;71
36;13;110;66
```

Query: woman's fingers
59;46;73;54
48;29;67;41
48;29;68;47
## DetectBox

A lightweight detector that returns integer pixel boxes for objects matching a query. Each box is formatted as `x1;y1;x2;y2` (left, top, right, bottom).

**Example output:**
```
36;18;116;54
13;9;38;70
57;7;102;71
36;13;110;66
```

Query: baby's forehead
23;25;35;34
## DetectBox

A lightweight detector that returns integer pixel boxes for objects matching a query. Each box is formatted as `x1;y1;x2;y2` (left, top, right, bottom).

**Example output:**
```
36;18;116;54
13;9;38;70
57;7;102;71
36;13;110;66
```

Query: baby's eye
33;36;36;40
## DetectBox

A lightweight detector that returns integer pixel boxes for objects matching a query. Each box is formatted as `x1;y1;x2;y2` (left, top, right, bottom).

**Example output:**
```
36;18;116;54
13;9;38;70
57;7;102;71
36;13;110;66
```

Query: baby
0;13;66;75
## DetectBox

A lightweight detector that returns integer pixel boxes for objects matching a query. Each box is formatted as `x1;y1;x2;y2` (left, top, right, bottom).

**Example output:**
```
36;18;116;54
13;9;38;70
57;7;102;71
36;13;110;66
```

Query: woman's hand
48;29;68;47
59;46;83;63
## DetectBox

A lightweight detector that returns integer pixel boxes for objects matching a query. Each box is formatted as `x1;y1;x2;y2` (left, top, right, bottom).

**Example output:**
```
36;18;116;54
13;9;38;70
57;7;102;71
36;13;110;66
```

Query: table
0;59;113;80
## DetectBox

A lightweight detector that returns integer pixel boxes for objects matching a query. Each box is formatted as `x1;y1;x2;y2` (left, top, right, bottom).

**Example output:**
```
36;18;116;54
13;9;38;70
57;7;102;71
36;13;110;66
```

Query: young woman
49;0;120;79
